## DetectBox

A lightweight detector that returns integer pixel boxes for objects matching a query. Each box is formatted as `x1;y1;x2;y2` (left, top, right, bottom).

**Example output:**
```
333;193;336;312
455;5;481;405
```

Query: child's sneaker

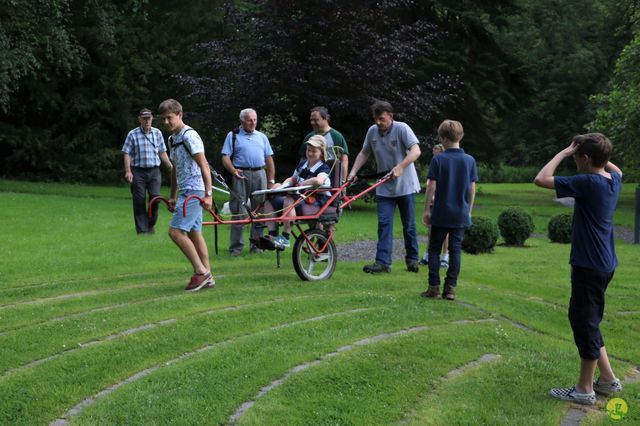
273;235;290;250
419;253;429;265
550;386;596;405
185;272;212;292
593;377;622;396
440;254;449;269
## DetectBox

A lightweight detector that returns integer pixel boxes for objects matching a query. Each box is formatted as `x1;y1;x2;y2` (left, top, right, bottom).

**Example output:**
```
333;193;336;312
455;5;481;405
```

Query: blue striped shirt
122;126;167;168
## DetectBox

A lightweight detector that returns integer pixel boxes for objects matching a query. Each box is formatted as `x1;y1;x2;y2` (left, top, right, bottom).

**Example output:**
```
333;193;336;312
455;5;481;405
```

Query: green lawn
0;179;638;425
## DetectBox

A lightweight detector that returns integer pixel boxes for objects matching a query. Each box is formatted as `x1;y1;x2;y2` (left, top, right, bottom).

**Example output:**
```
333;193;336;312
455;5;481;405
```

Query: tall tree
493;0;632;167
418;0;522;163
183;0;459;170
589;33;640;180
0;0;224;182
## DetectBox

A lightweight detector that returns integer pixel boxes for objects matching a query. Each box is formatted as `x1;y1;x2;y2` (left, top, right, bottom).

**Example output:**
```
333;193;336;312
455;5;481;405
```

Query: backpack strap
170;128;195;158
230;126;239;165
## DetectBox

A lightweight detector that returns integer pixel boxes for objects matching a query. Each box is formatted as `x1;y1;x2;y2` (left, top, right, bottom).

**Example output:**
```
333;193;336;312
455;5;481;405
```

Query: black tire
292;229;337;281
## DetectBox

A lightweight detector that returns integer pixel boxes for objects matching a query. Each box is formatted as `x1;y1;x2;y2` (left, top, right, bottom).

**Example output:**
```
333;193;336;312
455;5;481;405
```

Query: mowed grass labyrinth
1;180;639;425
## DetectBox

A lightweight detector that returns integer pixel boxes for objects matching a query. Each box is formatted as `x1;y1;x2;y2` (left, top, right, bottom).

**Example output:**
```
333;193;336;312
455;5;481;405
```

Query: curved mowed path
1;245;638;425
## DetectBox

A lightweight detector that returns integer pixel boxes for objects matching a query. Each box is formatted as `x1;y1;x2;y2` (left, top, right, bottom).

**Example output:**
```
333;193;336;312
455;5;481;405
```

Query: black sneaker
406;260;419;272
363;262;391;273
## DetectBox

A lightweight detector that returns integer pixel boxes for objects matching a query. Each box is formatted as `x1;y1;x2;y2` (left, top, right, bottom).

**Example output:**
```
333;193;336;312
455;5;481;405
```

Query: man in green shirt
301;106;349;181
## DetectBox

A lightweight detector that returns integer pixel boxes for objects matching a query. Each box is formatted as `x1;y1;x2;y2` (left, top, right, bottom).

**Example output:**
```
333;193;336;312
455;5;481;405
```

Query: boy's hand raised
561;140;581;157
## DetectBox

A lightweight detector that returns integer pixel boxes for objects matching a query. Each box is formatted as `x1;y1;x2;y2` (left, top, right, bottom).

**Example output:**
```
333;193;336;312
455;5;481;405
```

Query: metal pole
635;185;640;244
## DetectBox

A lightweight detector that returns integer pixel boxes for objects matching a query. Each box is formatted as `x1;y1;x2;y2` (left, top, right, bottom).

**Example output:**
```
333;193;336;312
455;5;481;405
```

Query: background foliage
0;0;638;182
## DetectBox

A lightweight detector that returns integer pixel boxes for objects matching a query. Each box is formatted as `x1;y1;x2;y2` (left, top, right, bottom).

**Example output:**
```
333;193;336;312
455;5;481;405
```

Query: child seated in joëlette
263;135;332;249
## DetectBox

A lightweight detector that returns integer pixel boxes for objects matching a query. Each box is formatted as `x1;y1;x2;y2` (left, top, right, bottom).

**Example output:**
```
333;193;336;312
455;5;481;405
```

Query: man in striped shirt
122;108;173;234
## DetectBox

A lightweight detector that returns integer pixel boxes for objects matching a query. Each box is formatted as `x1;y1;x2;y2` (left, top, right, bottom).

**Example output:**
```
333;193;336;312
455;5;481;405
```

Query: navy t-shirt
555;172;621;272
427;148;478;228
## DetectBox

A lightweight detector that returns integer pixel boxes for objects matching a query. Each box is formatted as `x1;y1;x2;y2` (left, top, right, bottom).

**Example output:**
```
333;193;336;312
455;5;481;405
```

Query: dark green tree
494;0;633;167
183;0;460;170
418;0;522;164
0;0;224;182
588;1;640;180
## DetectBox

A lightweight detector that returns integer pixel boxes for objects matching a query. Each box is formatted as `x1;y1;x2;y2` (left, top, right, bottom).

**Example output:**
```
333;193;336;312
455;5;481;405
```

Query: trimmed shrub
462;216;499;254
548;213;573;243
497;207;534;246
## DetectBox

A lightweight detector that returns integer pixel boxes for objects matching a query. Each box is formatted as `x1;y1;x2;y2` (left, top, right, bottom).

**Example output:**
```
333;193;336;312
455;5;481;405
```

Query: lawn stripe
50;308;374;425
2;297;410;424
0;295;316;376
0;270;175;292
560;407;594;426
0;283;163;309
0;276;376;332
399;353;501;425
1;319;177;379
0;280;302;332
1;291;401;379
442;353;501;380
229;318;497;424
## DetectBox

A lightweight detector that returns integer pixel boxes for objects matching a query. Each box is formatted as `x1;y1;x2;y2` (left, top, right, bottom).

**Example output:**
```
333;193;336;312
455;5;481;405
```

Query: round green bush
497;206;534;246
548;213;572;243
462;216;499;254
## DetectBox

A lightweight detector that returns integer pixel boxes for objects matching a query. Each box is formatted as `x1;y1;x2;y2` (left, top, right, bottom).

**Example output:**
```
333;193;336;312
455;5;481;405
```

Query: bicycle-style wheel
292;229;337;281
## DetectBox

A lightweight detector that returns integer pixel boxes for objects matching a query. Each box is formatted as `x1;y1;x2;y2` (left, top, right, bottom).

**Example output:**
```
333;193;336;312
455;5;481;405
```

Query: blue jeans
375;194;419;267
428;227;465;287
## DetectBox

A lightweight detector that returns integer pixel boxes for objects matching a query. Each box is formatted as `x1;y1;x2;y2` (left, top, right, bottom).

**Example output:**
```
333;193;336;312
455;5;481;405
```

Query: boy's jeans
428;226;465;287
375;194;419;266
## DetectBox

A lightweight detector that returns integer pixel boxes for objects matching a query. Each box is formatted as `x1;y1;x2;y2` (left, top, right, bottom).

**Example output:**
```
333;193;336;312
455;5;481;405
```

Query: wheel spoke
306;257;316;275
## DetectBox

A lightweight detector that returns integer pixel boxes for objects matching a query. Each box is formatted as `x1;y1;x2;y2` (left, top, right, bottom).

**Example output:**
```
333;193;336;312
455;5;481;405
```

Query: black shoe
249;244;263;254
406;260;419;273
363;262;391;273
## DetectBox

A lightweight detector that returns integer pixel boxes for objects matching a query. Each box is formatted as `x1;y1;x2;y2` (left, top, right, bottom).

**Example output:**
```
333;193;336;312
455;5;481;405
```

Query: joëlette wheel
292;229;337;281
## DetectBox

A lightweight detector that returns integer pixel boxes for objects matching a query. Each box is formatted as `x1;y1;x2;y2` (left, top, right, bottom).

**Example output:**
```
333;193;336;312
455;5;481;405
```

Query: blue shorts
170;190;204;232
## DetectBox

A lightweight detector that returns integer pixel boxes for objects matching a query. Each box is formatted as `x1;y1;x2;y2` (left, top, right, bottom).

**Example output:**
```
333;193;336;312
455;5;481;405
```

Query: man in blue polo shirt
221;108;276;256
122;108;173;234
422;120;477;301
347;100;421;274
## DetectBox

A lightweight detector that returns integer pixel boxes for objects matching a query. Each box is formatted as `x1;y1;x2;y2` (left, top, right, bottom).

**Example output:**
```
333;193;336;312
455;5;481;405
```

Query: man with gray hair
221;108;276;256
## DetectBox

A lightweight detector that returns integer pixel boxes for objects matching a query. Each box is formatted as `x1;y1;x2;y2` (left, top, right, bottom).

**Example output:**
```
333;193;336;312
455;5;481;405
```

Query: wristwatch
206;190;213;196
268;179;275;184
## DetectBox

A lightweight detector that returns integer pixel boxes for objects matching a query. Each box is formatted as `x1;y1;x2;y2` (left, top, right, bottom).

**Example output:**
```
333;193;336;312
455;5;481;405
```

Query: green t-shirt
300;128;349;160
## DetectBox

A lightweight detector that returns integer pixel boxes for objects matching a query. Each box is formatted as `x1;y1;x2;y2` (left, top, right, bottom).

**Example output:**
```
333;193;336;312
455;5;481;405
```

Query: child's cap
139;108;153;118
306;135;327;160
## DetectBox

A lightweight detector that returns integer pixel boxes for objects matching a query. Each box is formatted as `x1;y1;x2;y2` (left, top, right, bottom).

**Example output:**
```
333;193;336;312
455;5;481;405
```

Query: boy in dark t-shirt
422;120;477;301
534;133;623;405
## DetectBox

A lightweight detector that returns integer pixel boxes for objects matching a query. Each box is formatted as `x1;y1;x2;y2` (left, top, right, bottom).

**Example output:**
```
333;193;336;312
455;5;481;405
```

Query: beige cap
306;134;327;160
